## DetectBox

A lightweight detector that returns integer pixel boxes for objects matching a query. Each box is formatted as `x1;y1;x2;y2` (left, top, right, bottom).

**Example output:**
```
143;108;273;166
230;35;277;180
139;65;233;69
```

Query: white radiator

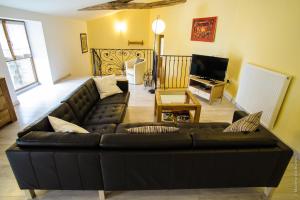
236;63;291;129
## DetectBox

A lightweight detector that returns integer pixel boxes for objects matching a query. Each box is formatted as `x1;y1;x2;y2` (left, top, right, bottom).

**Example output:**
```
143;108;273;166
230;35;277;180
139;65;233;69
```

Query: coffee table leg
154;96;157;116
194;106;201;123
157;106;162;122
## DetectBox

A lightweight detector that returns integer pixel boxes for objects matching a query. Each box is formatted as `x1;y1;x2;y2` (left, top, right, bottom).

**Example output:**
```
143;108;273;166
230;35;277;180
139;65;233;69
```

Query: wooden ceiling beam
79;0;187;11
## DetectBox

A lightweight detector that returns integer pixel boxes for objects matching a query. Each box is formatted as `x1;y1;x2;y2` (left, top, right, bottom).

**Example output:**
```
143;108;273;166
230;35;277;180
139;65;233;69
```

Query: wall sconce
115;21;127;33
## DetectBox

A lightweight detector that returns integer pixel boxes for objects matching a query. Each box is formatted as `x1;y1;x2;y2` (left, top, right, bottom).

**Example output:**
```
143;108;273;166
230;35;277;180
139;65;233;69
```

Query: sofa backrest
18;103;79;138
100;133;193;150
84;79;100;103
64;85;95;122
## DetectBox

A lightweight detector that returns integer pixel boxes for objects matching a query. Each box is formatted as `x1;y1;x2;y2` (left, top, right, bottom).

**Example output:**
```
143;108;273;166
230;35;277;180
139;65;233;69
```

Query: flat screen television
190;54;229;81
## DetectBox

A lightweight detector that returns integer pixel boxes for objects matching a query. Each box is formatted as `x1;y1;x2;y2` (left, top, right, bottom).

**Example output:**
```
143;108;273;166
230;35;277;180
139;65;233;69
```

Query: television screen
190;54;229;81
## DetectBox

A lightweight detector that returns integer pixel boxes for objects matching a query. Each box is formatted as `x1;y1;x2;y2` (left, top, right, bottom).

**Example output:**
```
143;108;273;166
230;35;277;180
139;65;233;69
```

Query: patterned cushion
224;111;262;132
127;126;179;134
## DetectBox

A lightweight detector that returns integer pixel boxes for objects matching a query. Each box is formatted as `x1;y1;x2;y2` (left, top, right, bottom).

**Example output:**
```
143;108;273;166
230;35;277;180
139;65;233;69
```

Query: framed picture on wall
80;33;88;53
191;16;217;42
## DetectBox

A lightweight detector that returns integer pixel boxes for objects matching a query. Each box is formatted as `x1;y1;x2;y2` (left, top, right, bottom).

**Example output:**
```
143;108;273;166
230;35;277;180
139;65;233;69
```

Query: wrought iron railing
158;55;192;89
91;48;154;76
90;48;192;90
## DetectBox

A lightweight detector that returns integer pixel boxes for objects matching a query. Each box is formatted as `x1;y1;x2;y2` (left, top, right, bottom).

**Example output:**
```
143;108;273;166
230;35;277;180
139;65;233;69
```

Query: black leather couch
6;79;293;199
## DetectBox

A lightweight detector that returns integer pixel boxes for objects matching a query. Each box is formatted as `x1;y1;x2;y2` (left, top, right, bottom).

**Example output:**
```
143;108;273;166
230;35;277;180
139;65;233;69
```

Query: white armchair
124;58;146;85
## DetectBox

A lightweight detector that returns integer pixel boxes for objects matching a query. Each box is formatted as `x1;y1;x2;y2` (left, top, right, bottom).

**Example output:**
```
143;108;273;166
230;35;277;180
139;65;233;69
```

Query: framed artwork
191;16;217;42
80;33;88;53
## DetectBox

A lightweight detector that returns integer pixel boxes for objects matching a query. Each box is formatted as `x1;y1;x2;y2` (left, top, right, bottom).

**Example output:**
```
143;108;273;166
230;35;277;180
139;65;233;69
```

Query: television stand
189;75;225;104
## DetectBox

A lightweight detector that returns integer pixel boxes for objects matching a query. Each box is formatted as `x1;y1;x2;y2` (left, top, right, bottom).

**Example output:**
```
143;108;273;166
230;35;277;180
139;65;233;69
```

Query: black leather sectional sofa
6;78;293;199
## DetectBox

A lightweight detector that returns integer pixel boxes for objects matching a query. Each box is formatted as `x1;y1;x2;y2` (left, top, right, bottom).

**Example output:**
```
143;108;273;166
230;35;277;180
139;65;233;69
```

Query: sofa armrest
117;80;129;92
232;110;248;123
16;131;101;148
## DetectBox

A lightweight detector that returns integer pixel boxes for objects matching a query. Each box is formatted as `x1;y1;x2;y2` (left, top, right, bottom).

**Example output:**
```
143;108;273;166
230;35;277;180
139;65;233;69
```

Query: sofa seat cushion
83;104;126;125
16;131;101;148
97;92;130;105
100;133;192;150
83;124;117;135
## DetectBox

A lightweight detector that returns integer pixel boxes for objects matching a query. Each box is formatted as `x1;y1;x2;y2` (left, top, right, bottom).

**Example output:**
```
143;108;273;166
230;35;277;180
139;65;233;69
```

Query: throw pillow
223;111;263;132
127;126;179;134
93;75;123;99
48;116;89;133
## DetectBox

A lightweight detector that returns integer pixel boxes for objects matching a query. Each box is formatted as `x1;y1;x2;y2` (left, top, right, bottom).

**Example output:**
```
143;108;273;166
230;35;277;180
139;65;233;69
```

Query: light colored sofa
125;58;146;85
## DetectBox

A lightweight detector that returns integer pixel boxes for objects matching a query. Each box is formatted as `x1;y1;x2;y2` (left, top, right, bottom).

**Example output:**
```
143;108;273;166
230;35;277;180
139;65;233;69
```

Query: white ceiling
0;0;117;20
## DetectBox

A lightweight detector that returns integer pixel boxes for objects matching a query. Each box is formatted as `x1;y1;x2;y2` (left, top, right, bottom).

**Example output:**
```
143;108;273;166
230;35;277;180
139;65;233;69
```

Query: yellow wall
87;10;151;49
86;0;300;152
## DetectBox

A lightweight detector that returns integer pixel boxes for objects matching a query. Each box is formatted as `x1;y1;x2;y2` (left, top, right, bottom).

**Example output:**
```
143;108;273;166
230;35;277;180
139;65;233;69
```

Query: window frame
0;18;38;92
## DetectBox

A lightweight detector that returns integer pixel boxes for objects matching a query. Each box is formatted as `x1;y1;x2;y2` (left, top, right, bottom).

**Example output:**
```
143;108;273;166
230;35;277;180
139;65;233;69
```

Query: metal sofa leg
99;190;105;200
263;187;275;200
24;190;36;199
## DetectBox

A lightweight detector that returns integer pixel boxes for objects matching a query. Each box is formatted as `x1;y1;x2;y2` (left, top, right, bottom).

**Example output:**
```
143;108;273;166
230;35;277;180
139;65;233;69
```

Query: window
0;19;38;91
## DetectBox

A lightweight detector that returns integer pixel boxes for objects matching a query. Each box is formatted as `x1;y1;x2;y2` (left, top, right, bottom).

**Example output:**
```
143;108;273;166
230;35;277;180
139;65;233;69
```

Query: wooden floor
0;77;299;200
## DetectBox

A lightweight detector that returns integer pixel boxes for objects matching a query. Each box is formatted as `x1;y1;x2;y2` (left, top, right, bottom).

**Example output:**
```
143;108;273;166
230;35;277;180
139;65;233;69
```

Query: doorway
0;19;38;92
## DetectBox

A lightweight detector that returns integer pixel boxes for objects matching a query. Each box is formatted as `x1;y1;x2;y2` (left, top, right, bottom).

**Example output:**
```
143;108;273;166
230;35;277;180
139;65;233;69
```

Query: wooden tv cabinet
189;75;225;104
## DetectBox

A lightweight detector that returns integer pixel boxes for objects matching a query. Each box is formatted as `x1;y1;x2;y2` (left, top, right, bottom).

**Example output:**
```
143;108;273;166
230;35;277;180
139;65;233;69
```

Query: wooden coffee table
154;89;201;123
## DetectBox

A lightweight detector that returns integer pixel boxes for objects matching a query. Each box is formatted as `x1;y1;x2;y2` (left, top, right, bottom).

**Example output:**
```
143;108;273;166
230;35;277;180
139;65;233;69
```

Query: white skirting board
235;63;291;129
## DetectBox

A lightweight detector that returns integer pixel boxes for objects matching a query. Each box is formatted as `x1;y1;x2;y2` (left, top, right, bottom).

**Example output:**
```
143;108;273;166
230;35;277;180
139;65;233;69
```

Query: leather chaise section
84;104;126;125
16;131;101;148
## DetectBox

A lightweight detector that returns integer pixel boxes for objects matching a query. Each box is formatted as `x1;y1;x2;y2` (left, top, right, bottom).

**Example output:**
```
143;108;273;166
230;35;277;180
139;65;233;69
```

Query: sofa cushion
83;124;117;135
127;126;179;134
83;104;126;125
17;103;79;138
64;86;95;122
16;131;101;148
48;116;89;133
100;133;192;150
116;122;178;133
97;92;130;105
224;111;262;132
84;78;100;103
93;75;123;99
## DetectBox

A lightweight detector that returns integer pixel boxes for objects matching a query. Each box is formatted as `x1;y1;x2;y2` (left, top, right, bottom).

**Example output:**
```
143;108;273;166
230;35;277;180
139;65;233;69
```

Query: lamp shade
152;19;165;34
